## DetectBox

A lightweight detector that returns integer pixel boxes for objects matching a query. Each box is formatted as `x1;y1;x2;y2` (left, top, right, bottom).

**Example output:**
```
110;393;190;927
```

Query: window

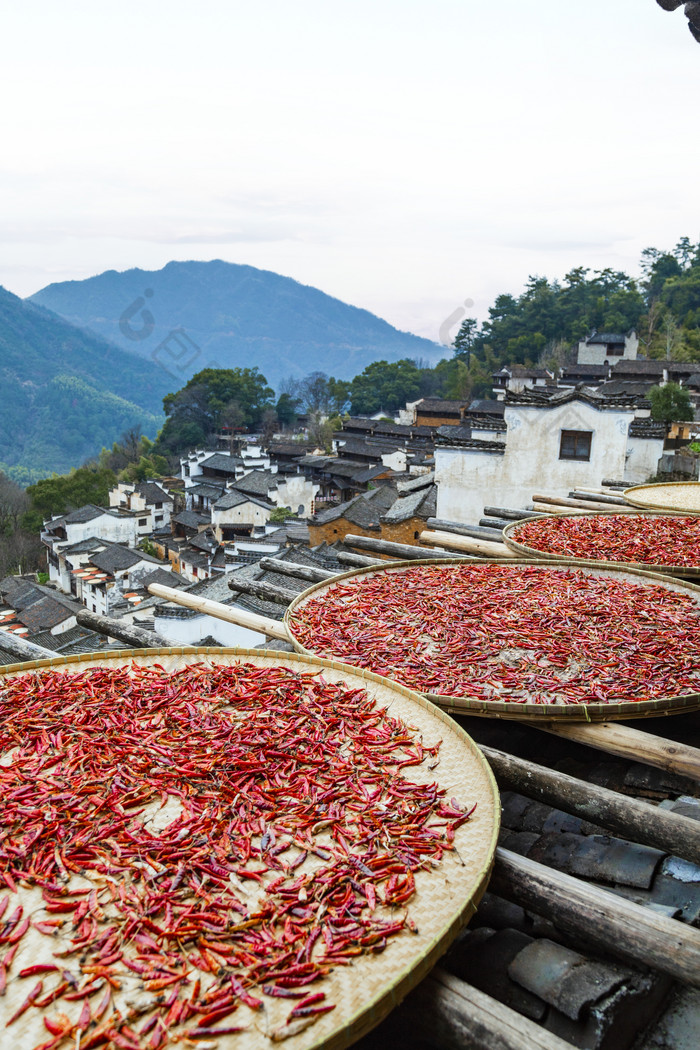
138;518;147;526
559;430;592;461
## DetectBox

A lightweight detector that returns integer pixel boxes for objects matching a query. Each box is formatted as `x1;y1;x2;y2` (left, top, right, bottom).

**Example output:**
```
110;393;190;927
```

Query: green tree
348;359;422;415
647;383;694;423
22;466;117;531
453;318;478;365
155;368;274;455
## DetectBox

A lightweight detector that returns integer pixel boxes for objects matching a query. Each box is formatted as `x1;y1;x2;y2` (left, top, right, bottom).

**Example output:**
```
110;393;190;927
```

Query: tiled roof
382;485;437;524
466;399;506;416
139;568;188;589
62;537;107;555
16;596;75;632
562;364;610;377
134;482;172;504
233;470;279;497
63;504;119;524
213;489;271;511
188;482;225;499
629;419;667;438
585;331;627;345
396;471;434;494
91;545;160;573
415;398;466;414
172;510;210;529
199;453;243;474
505;387;637;410
612;360;666;376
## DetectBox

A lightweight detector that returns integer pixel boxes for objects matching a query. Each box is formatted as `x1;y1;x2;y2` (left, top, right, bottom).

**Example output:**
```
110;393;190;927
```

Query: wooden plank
491;848;700;988
540;721;700;783
343;534;464;560
228;577;299;606
482;745;700;865
147;583;290;641
420;530;519;559
258;558;336;583
76;610;167;649
426;517;505;543
397;968;576;1050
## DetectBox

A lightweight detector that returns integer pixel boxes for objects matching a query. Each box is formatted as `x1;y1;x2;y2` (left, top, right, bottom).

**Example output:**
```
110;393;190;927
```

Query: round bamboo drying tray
0;647;499;1050
283;560;700;722
501;511;700;578
623;480;700;514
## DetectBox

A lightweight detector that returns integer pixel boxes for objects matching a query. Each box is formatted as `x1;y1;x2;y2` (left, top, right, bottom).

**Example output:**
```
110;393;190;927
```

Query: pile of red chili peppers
0;662;472;1048
508;514;700;568
289;564;700;704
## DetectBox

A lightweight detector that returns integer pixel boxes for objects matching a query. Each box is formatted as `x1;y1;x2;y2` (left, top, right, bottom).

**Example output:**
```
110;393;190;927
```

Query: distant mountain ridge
29;260;444;389
0;287;171;482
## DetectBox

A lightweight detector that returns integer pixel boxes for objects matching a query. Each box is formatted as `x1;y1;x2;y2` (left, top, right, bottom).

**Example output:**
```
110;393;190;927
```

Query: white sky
1;0;698;344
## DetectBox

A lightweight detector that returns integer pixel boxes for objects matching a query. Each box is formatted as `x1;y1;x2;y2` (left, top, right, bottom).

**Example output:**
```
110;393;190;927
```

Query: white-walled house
109;482;174;532
43;505;140;549
211;491;272;542
435;389;665;524
576;330;639;365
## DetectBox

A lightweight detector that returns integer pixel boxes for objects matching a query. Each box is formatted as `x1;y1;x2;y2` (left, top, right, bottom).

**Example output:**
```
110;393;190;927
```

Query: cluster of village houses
1;330;699;660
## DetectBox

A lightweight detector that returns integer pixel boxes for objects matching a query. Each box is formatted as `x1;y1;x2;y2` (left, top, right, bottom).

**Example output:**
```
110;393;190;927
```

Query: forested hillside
0;287;171;482
453;238;700;377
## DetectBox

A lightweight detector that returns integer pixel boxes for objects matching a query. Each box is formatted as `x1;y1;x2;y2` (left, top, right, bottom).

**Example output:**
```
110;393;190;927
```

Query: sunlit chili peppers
0;662;472;1047
289;563;700;705
508;513;700;569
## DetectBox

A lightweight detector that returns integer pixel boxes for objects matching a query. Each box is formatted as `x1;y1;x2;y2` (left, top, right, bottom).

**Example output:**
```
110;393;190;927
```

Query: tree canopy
155;367;275;456
647;383;695;423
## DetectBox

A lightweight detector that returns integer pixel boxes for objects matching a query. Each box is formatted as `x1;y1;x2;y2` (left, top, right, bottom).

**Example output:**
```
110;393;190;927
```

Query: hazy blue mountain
0;287;171;482
29;260;444;389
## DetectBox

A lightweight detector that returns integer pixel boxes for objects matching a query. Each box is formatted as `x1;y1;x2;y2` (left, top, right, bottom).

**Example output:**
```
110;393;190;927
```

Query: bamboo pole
420;530;519;559
76;610;168;649
540;721;700;783
147;583;290;641
482;745;700;864
492;848;700;988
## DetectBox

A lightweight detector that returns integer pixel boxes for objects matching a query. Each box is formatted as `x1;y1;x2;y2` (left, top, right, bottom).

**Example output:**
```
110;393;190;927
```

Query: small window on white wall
559;430;592;461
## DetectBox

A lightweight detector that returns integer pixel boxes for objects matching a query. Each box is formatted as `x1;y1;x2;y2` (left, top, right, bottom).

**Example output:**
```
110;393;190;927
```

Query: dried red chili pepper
289;563;700;705
509;513;700;568
0;662;471;1047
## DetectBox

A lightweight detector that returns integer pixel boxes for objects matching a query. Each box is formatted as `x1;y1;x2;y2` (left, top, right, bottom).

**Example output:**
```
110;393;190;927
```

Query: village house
434;388;665;525
576;329;639;364
413;398;468;427
492;365;554;399
108;481;175;533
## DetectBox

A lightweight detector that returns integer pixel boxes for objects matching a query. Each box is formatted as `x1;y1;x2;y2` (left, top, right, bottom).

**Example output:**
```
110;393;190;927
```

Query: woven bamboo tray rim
501;511;700;579
623;480;700;514
0;647;500;1050
284;560;700;723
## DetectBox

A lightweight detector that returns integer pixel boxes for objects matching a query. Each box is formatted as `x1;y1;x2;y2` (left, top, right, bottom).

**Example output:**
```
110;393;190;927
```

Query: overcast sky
1;0;698;344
